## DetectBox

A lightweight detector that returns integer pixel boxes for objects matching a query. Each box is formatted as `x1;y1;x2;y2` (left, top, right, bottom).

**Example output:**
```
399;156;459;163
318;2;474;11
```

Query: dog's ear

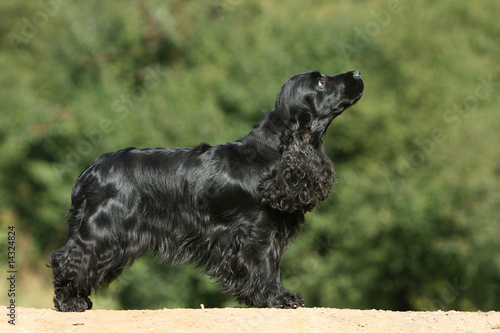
260;115;337;213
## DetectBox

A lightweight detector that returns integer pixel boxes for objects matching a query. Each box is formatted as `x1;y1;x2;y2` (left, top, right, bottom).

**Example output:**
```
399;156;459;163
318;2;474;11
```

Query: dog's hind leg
48;204;104;312
48;236;94;312
49;197;139;311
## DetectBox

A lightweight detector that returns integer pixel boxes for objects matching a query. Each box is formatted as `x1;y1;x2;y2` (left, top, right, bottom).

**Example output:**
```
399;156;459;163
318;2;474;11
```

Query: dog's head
260;71;364;213
274;70;364;140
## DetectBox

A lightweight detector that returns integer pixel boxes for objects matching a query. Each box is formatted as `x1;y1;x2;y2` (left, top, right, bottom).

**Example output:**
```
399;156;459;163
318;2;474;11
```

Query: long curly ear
260;119;337;213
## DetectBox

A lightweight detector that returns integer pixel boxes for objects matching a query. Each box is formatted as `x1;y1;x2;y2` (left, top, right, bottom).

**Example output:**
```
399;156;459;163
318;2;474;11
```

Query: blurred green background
1;0;499;311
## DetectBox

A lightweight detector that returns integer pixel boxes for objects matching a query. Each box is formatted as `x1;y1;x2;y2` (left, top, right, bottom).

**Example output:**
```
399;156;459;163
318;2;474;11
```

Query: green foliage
1;0;499;310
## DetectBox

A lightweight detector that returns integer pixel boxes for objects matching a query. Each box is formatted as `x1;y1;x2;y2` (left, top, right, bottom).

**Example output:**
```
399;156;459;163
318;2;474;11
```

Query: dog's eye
318;77;326;88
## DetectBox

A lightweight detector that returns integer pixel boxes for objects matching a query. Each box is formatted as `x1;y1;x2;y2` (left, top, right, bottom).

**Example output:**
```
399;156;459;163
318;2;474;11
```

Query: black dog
49;70;364;311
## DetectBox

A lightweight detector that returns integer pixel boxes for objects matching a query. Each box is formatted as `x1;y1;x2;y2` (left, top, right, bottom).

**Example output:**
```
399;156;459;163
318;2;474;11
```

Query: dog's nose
353;70;361;79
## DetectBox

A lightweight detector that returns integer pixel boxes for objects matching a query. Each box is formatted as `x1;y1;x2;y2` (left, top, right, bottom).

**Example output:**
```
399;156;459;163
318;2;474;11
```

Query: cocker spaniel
49;70;364;311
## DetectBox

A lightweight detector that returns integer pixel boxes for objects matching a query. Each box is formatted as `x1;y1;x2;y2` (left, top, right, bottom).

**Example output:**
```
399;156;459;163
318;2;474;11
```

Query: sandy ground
1;307;499;332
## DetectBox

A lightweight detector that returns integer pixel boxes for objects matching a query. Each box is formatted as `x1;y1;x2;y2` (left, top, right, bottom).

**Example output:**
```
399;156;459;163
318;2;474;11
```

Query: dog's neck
239;111;283;150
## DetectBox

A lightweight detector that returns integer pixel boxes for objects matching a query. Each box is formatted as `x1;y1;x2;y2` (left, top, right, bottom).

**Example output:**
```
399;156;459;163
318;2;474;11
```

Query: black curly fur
259;119;336;213
48;70;364;311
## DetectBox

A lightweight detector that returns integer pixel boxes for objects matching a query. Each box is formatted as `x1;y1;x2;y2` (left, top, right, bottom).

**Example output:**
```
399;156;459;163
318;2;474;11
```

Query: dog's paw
270;292;305;309
54;297;93;312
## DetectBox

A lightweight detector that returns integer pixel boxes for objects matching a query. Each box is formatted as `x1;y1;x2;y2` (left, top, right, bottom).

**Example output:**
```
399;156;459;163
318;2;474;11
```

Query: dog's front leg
230;240;305;309
261;257;305;309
